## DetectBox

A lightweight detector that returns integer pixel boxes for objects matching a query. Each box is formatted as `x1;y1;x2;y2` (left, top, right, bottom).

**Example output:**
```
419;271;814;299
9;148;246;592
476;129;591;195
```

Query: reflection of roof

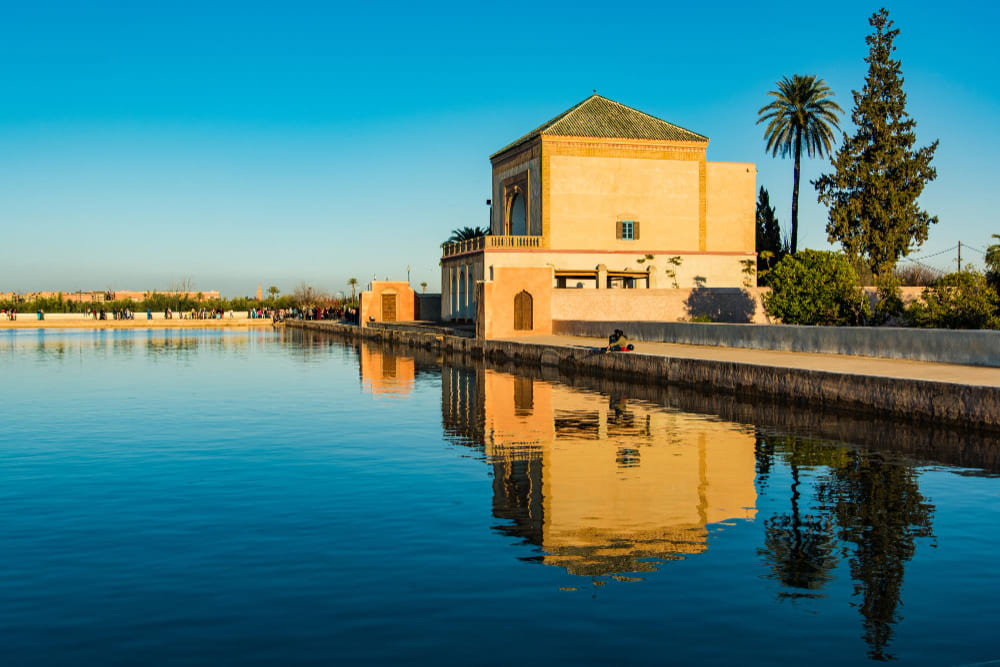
491;94;708;158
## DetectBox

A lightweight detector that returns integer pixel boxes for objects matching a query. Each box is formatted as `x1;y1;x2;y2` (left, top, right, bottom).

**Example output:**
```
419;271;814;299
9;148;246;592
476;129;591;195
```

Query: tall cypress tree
815;8;938;279
755;186;783;271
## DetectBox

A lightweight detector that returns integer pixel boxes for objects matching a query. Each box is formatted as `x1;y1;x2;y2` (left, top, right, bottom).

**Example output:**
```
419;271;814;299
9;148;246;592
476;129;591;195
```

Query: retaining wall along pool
286;320;1000;431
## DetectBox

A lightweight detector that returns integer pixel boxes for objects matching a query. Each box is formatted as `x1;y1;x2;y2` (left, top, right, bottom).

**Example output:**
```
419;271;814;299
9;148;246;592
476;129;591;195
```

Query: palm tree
420;281;428;293
267;285;279;303
758;75;842;254
446;226;489;243
347;277;358;301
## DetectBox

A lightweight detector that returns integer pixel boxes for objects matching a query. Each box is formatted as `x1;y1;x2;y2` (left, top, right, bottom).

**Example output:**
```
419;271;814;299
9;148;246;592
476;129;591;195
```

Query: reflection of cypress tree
753;435;775;492
817;452;934;661
758;436;839;596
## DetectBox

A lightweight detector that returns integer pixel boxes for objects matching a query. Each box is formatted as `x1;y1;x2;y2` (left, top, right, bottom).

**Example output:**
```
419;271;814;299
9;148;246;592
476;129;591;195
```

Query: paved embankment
286;320;1000;431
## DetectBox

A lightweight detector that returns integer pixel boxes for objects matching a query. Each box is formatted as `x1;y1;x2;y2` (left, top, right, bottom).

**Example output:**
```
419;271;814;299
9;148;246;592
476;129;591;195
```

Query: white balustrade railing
442;235;541;257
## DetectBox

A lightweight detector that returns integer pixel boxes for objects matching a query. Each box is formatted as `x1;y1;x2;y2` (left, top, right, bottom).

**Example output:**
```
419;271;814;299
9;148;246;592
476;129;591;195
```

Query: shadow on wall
685;285;757;323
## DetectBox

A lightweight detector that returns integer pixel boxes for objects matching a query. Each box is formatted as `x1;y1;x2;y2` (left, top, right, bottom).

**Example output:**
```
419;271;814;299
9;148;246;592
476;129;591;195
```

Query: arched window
458;267;467;319
509;193;526;236
514;290;533;331
450;270;458;318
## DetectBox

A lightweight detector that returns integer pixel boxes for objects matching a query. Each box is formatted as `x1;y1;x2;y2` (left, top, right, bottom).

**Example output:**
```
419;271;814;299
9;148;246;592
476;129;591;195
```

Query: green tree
816;8;939;279
755;186;783;273
985;234;1000;292
763;250;869;325
419;281;428;293
758;75;843;254
268;285;280;302
347;277;358;300
905;271;999;329
446;226;488;243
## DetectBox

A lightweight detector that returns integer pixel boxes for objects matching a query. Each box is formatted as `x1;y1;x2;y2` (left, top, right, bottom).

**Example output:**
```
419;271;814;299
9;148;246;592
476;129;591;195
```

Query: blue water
1;327;998;665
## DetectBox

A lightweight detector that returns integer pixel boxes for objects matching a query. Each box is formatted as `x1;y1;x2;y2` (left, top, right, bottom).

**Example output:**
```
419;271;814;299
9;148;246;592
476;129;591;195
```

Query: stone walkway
505;335;1000;388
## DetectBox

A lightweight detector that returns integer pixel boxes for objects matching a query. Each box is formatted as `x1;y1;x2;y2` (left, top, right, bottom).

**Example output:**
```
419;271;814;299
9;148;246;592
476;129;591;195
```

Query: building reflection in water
358;343;416;396
336;338;945;660
439;361;757;577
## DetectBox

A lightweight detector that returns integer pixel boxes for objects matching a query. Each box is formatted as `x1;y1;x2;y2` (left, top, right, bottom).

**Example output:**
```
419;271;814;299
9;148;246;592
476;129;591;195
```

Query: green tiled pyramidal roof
491;94;708;158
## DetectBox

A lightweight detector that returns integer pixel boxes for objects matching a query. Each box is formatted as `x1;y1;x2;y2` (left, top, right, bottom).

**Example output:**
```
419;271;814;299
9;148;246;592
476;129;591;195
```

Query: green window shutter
633;221;640;240
616;220;623;239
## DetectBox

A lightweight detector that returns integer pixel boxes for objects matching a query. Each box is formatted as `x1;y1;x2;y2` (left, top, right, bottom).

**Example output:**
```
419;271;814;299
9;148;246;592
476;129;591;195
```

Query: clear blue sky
2;0;997;296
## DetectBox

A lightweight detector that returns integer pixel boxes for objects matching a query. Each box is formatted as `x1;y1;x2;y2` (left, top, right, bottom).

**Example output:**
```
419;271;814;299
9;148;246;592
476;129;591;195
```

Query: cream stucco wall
476;250;751;289
547;154;701;251
706;162;756;252
550;287;769;323
477;266;553;338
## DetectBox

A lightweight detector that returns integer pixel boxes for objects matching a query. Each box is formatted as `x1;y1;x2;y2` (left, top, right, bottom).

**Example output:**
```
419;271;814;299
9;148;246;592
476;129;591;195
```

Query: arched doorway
509;193;526;236
514;290;533;331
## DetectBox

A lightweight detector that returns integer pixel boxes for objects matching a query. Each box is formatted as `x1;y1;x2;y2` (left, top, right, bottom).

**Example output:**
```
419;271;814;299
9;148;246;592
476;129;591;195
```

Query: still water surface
2;328;999;664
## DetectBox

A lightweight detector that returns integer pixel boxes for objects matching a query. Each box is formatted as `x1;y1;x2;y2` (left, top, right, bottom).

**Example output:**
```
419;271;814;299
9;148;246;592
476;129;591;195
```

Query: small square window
621;220;634;240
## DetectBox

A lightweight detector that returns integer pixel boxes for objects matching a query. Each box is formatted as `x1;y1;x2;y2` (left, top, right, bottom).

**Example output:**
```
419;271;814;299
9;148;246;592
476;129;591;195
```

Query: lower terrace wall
553;320;1000;368
550;287;769;324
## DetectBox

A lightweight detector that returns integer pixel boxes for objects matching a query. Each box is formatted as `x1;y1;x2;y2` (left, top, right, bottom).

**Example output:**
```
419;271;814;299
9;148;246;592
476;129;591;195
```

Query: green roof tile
491;95;708;158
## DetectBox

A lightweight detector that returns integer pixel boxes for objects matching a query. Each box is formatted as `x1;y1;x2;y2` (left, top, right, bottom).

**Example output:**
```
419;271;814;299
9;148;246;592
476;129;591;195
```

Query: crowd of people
286;305;358;323
1;307;17;320
86;308;136;320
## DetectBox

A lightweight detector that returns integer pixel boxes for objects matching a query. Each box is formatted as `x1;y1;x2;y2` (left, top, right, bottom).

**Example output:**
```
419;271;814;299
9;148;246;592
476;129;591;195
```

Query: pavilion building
439;94;756;338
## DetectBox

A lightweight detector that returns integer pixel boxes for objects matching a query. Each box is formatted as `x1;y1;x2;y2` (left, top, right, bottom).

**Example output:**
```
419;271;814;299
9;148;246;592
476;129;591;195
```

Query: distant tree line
1;282;361;314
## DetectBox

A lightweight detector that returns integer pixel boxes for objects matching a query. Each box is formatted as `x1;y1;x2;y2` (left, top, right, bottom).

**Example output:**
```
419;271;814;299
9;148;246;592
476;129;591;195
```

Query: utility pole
958;241;962;273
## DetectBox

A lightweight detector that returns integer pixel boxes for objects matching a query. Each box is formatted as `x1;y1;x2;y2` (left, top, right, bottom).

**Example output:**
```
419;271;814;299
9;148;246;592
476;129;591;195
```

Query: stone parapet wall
553;320;1000;368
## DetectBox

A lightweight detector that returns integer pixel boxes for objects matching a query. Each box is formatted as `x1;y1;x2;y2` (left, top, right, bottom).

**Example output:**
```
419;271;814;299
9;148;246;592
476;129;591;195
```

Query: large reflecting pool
2;327;998;664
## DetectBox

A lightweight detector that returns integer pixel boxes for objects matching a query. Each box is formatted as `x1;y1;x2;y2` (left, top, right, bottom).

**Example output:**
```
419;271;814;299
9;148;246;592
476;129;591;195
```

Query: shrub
904;271;1000;329
762;250;869;325
872;273;904;325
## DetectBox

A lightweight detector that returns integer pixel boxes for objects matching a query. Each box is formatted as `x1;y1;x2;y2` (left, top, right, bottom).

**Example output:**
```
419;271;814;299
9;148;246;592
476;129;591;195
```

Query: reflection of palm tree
758;437;838;596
